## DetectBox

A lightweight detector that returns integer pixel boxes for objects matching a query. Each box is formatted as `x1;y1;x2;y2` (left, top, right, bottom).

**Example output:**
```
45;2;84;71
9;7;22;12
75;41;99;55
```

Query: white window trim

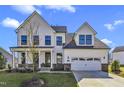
78;34;93;46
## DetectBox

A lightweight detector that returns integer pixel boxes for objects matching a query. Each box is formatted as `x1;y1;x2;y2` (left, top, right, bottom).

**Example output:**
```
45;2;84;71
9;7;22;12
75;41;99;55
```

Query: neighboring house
112;46;124;65
10;11;110;71
0;47;12;68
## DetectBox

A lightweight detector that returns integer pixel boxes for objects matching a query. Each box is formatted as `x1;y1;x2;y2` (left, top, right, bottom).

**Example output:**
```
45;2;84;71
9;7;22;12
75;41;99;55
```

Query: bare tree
21;21;39;73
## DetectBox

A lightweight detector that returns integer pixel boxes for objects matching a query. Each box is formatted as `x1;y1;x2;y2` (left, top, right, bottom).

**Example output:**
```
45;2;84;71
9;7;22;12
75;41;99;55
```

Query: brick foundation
64;64;71;71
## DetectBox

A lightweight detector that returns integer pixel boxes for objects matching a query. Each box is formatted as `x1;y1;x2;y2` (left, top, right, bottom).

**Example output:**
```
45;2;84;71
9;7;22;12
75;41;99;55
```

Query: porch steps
40;67;51;71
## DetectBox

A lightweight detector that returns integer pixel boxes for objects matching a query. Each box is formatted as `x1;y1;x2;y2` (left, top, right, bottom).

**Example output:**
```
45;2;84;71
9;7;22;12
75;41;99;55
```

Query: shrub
0;55;6;69
7;64;12;72
111;60;120;72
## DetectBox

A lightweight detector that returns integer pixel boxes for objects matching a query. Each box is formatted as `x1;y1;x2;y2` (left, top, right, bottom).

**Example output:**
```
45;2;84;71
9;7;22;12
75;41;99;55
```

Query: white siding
113;52;124;64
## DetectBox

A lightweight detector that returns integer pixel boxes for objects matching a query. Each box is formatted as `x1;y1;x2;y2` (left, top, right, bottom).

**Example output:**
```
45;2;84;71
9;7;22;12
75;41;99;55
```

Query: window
79;58;85;61
33;35;39;45
71;57;78;62
21;35;27;45
79;35;85;44
21;52;25;64
45;36;51;45
57;53;62;63
56;36;62;46
94;58;101;61
86;35;92;45
87;58;93;61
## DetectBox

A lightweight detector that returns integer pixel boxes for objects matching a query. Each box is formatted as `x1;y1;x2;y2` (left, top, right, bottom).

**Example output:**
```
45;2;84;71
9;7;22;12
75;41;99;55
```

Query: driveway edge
72;71;80;87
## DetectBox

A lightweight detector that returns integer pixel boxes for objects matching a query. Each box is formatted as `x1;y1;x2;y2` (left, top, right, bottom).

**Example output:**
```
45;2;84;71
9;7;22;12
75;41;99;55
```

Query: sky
0;5;124;52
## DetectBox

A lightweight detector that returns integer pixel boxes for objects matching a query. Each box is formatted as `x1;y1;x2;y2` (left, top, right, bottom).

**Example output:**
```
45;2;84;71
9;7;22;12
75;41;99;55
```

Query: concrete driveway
73;71;124;87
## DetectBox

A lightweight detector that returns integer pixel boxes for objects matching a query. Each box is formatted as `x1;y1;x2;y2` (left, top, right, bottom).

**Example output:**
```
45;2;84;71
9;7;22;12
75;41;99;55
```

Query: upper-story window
33;35;39;45
45;35;51;45
79;35;85;44
21;35;27;45
56;36;62;46
86;35;92;45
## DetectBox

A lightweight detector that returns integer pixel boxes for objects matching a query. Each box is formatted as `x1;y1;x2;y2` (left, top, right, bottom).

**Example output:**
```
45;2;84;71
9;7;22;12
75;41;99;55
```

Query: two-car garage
64;49;109;71
71;58;101;71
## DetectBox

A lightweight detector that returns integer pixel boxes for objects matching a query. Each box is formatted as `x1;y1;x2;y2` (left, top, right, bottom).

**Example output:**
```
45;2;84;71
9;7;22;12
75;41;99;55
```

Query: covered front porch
10;47;55;70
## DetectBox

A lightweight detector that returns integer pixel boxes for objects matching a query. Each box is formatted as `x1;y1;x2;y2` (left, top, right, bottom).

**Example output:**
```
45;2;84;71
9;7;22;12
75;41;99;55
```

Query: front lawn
109;65;124;77
0;72;77;87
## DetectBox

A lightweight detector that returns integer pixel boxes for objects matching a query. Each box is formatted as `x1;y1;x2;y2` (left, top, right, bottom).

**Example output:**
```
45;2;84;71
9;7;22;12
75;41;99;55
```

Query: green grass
0;72;77;87
109;65;124;77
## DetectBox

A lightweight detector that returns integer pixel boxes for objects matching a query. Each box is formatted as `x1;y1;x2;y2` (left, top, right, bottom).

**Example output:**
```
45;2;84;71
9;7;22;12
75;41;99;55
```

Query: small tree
111;60;120;72
0;55;6;69
21;20;39;73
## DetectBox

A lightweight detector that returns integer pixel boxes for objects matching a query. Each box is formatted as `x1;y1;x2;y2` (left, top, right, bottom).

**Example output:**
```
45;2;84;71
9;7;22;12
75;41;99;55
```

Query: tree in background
0;54;6;69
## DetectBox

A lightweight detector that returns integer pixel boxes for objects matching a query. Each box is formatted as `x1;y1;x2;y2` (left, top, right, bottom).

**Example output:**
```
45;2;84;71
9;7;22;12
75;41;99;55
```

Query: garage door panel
71;61;101;71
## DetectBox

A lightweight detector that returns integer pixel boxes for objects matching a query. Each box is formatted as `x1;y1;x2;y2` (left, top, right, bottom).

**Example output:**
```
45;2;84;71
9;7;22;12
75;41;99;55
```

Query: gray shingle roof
65;33;74;45
51;26;67;33
64;37;110;49
112;46;124;53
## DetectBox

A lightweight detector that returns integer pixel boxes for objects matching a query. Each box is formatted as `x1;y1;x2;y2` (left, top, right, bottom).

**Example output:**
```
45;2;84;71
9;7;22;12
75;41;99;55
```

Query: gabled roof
112;46;124;53
74;22;97;37
16;11;56;33
64;37;110;49
51;26;67;33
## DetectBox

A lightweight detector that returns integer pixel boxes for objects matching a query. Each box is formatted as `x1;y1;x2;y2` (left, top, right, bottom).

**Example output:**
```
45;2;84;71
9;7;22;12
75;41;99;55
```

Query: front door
45;52;51;67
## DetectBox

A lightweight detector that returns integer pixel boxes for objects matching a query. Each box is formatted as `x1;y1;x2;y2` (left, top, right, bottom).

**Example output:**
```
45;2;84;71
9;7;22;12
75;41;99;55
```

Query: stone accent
64;64;71;71
101;64;108;72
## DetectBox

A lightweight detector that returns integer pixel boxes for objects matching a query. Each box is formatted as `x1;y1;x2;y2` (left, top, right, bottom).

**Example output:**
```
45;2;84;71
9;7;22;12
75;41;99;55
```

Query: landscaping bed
109;65;124;77
0;71;77;87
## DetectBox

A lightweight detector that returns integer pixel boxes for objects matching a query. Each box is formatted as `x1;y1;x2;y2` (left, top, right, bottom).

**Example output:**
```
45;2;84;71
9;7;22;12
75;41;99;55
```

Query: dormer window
79;35;85;44
86;35;92;45
79;35;92;45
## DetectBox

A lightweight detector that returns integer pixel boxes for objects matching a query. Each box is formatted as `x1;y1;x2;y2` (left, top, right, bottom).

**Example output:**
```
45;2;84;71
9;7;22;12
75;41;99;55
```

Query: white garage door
71;58;101;71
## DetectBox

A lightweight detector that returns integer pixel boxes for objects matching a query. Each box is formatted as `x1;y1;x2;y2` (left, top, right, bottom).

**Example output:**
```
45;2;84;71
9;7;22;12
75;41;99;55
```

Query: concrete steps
40;67;51;71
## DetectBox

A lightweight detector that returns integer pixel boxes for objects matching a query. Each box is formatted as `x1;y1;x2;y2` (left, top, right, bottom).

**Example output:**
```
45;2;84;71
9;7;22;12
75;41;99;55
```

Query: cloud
101;38;112;45
114;20;124;25
44;5;76;13
104;19;124;31
104;24;114;31
11;5;41;15
1;17;20;29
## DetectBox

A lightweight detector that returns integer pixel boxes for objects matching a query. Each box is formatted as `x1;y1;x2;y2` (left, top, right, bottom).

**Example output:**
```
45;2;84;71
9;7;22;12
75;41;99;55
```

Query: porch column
25;51;28;64
12;51;15;68
51;50;53;69
39;51;41;68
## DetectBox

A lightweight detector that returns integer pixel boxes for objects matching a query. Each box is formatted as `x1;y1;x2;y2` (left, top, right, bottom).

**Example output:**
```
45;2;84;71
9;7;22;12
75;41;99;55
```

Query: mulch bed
20;76;45;87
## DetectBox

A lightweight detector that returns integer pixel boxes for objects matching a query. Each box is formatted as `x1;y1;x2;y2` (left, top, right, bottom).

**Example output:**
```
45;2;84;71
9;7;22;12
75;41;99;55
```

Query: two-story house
10;11;110;71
